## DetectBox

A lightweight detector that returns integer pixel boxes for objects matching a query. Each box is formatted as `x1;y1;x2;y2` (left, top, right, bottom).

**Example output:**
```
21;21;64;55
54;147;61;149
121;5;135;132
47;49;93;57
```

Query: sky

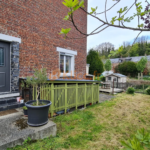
87;0;150;51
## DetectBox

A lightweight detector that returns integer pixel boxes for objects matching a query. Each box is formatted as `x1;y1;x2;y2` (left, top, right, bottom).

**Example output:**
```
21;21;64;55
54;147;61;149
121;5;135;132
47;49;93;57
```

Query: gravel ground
99;93;115;103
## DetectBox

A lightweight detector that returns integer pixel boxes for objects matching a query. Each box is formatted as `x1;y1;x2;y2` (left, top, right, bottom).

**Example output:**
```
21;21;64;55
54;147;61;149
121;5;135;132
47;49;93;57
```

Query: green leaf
63;15;70;20
90;7;97;14
121;141;133;150
59;28;71;36
110;16;117;25
79;0;84;7
117;17;123;21
117;6;128;14
62;0;79;8
73;5;80;11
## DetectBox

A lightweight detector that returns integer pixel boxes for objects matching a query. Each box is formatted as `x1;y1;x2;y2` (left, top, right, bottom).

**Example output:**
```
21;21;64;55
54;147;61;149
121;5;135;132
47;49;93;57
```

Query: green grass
9;93;150;150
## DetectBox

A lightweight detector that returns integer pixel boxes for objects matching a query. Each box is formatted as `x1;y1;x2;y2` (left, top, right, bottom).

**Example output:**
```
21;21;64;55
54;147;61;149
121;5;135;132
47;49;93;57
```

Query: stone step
0;97;24;112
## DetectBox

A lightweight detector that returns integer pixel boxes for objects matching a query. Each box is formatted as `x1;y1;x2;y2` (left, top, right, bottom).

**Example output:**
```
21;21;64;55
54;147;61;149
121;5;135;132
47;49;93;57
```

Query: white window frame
57;47;77;77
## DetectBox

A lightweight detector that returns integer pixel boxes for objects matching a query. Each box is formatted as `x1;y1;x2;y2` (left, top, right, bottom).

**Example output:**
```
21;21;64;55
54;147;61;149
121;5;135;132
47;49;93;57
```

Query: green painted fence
33;81;99;116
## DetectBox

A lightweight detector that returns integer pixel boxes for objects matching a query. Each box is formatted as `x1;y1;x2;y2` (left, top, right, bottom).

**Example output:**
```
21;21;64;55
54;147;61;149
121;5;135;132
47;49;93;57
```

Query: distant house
102;71;113;76
110;55;150;73
105;73;126;83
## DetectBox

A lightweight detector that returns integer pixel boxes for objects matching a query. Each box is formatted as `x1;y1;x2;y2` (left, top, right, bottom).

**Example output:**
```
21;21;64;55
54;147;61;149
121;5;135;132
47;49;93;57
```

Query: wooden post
92;83;93;104
97;83;99;103
84;83;87;108
51;83;54;117
112;79;114;95
65;83;67;113
76;83;78;110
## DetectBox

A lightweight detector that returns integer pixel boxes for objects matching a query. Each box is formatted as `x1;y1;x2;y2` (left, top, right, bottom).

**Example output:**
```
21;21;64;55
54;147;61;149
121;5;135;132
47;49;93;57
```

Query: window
108;77;111;80
57;47;77;76
60;54;72;74
114;78;117;81
0;48;4;66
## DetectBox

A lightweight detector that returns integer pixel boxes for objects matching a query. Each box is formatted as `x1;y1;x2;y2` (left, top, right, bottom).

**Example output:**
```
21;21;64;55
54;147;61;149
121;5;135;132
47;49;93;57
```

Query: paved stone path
99;93;115;103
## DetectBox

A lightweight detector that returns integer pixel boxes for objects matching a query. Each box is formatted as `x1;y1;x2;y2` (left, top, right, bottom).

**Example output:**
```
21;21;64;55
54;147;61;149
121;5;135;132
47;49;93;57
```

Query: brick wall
0;0;87;79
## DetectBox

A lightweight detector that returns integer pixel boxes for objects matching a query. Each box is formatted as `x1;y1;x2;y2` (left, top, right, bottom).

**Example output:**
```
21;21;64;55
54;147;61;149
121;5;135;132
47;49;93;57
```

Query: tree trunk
36;86;39;106
141;72;143;80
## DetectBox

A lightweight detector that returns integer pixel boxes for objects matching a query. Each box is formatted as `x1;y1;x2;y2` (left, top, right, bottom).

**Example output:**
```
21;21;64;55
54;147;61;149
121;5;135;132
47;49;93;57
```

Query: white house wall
106;75;126;83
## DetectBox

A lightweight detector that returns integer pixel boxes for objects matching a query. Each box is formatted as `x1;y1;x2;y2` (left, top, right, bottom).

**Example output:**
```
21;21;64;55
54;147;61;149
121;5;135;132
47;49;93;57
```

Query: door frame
0;33;21;94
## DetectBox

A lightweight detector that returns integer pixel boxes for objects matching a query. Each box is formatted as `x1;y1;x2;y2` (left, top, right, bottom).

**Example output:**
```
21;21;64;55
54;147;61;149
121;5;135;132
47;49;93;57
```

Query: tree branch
128;31;142;55
122;1;135;16
90;24;105;34
105;0;108;23
134;0;140;28
66;25;109;40
145;0;150;5
96;0;121;15
80;7;150;32
132;31;142;45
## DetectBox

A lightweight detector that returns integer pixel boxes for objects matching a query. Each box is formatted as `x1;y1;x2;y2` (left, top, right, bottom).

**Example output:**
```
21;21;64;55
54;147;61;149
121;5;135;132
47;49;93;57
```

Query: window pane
66;56;71;73
60;55;64;73
0;48;4;66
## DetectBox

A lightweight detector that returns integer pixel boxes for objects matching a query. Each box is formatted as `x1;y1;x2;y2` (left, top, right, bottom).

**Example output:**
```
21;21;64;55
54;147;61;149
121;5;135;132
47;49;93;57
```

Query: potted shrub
23;68;51;126
23;106;28;116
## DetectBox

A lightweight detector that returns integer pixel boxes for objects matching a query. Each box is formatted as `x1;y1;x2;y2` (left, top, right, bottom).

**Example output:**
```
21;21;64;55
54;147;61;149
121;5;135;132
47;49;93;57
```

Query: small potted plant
23;106;28;116
23;68;51;126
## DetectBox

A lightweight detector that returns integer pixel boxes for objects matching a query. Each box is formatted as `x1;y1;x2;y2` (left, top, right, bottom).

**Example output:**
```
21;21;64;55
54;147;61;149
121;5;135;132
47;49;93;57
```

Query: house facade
110;55;150;74
105;73;127;83
0;0;87;109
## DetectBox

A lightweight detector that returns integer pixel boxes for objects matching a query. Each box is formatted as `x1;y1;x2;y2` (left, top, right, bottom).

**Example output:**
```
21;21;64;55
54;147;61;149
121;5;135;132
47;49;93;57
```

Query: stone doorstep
0;122;57;150
0;93;19;99
0;111;57;150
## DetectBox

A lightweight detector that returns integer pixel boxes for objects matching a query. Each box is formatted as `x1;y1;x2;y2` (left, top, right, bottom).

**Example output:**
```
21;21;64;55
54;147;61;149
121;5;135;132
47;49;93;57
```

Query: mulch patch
15;118;28;130
0;109;18;116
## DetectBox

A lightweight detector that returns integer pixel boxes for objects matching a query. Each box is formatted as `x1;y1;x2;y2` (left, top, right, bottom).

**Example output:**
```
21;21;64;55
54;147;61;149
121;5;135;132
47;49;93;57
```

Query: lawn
10;93;150;150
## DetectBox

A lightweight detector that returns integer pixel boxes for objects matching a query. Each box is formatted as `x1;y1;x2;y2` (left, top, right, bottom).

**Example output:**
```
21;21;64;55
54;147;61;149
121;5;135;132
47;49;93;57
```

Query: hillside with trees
94;36;150;59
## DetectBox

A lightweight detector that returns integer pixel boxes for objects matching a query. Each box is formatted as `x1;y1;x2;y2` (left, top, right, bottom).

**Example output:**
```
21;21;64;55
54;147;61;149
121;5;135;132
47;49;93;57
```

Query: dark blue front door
0;42;10;92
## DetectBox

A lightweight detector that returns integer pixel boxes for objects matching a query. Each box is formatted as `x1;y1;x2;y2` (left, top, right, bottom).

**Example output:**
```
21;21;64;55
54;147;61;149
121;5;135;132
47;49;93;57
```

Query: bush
105;59;111;71
87;49;104;75
117;61;138;76
127;87;135;94
146;86;150;95
94;76;105;81
100;76;105;82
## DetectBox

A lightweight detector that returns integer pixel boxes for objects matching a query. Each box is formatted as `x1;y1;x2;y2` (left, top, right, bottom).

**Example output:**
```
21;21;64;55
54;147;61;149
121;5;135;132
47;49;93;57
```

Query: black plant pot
25;100;51;127
23;109;28;116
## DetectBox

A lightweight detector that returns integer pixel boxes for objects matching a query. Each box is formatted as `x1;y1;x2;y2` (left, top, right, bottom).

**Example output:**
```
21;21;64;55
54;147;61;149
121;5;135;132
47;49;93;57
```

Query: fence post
138;73;140;80
51;83;54;117
84;83;87;107
97;83;99;103
141;73;143;80
76;83;78;110
92;83;94;105
65;83;67;113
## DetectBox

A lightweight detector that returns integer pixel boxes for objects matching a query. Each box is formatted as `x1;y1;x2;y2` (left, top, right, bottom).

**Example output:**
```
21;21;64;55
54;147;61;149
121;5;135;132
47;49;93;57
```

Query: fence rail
33;82;99;116
101;82;150;94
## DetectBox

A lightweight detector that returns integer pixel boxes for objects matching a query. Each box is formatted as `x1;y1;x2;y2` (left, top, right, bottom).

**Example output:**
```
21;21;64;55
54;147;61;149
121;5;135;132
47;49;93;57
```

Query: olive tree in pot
23;68;51;126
